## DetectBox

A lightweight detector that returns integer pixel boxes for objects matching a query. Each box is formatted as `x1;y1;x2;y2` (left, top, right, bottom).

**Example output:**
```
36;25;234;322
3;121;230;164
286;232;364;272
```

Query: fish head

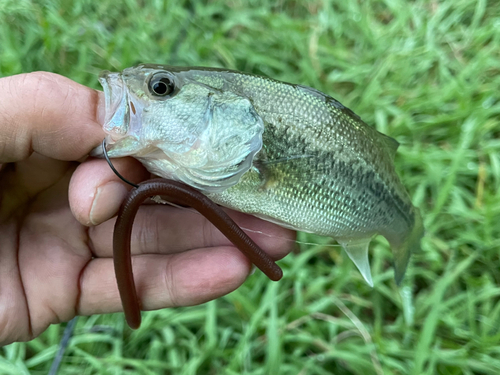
92;64;264;193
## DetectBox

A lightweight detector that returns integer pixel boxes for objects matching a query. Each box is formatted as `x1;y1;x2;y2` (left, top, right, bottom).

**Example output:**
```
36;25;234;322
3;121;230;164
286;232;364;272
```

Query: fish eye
148;73;176;97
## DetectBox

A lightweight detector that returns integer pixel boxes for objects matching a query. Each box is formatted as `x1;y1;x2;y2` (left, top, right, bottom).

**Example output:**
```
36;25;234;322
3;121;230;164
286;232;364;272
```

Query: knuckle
163;260;179;307
136;208;161;254
0;298;32;345
0;72;59;161
202;218;215;248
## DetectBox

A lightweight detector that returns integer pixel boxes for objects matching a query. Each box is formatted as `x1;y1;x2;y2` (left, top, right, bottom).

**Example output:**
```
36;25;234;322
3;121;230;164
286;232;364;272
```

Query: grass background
1;0;499;374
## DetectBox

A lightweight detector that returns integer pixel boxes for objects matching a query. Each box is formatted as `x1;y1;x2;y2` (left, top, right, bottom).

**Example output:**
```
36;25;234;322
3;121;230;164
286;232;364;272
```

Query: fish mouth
98;71;130;136
91;71;141;158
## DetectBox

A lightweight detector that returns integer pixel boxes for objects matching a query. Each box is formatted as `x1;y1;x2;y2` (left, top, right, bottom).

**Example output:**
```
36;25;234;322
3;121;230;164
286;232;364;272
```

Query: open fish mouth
91;71;144;158
98;71;130;136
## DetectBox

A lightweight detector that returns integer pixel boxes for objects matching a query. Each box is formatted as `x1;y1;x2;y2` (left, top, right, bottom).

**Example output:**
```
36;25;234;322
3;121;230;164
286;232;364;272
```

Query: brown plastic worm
113;178;283;329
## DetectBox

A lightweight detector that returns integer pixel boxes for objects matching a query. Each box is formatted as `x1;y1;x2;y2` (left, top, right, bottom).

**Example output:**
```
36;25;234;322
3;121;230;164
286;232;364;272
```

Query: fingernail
90;181;129;225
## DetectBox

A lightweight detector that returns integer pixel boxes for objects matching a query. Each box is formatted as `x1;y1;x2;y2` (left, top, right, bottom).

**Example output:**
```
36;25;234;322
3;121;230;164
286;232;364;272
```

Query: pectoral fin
338;238;374;287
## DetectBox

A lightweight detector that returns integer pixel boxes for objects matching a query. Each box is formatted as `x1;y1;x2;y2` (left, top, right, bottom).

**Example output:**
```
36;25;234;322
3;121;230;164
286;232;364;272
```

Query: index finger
0;72;104;163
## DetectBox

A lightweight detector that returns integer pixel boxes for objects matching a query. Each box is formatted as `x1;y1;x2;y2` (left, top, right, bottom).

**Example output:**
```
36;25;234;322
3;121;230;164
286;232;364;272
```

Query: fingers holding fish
87;203;295;260
78;246;252;316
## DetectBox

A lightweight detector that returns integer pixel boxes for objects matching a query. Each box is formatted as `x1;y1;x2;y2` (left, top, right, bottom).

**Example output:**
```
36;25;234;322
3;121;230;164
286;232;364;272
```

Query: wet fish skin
94;64;424;285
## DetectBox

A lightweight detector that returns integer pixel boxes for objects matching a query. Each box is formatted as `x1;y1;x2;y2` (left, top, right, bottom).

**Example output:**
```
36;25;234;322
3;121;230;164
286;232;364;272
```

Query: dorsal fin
380;133;399;160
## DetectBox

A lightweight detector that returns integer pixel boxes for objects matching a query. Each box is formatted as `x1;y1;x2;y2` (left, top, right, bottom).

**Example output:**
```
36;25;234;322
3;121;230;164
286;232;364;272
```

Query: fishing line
147;199;341;248
102;138;340;248
48;317;78;375
240;227;342;248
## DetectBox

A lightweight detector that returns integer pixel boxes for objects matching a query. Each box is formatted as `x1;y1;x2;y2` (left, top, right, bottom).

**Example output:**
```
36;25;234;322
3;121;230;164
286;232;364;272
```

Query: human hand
0;72;295;345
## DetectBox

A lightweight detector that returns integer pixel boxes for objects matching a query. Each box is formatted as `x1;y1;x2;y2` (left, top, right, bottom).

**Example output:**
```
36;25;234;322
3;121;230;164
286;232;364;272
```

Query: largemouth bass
92;64;423;286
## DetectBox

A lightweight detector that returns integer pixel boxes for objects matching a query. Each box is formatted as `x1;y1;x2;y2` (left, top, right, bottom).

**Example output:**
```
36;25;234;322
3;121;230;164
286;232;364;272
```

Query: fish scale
93;64;424;286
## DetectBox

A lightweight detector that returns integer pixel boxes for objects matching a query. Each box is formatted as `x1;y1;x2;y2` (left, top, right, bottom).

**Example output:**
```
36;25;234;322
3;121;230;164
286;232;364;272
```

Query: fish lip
98;71;130;137
92;71;147;159
89;71;131;158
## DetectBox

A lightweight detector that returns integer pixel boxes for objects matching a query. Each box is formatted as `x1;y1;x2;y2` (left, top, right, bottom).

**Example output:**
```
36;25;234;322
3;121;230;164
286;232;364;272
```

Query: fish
91;64;424;286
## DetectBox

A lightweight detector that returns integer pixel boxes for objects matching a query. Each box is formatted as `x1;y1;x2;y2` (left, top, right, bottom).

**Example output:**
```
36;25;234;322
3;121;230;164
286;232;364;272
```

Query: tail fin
385;208;424;284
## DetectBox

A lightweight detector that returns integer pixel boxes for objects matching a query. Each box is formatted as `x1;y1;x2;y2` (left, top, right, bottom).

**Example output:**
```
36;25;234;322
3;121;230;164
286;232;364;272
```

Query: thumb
0;72;104;162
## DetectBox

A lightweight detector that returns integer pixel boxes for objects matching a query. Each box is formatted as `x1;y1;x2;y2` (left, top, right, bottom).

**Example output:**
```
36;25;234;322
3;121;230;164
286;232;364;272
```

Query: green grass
1;0;499;374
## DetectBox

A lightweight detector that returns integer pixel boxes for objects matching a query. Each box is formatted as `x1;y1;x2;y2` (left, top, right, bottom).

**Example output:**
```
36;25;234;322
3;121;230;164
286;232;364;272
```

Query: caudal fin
390;208;424;284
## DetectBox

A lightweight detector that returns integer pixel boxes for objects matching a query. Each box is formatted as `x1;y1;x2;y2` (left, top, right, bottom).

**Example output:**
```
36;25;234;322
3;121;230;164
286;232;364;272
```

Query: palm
0;153;294;345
